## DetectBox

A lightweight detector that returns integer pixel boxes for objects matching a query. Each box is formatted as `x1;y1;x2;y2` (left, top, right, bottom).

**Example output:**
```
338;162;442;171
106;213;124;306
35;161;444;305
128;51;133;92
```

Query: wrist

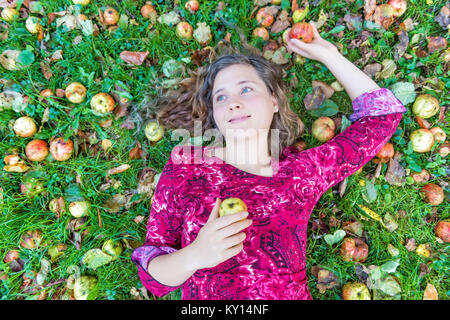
320;48;344;66
182;242;200;273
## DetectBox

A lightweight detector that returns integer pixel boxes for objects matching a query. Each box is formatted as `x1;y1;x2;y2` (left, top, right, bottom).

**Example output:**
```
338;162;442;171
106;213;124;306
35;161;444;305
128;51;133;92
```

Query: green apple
219;198;247;217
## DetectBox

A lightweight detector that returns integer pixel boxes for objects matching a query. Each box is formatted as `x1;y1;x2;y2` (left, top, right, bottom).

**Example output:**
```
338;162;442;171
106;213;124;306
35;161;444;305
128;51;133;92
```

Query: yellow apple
219;198;248;217
144;121;164;142
90;93;115;114
65;82;87;104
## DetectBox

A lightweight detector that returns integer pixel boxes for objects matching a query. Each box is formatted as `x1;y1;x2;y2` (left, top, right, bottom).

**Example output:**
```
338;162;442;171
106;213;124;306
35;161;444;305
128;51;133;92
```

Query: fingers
223;242;244;260
207;198;221;223
222;231;247;249
310;21;321;39
211;210;249;230
218;218;252;239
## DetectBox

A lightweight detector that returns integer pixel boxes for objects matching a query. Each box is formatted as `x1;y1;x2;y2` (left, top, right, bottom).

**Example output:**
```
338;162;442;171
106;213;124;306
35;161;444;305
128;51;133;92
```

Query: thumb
310;21;321;39
207;198;221;222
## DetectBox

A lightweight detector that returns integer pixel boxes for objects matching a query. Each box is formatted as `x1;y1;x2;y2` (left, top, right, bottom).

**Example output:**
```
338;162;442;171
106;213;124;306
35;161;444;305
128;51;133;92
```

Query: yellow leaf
416;244;431;258
357;205;387;228
423;283;438;300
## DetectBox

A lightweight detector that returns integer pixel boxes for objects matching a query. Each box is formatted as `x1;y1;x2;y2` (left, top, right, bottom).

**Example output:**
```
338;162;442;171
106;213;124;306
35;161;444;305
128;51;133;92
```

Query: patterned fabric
132;88;406;300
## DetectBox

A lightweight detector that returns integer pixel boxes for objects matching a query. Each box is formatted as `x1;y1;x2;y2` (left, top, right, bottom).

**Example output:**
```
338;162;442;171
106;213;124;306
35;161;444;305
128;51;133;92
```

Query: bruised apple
144;121;164;142
13;116;37;138
141;3;157;22
25;140;49;162
90;93;115;114
74;275;98;300
289;22;314;43
312;117;335;142
342;282;371;300
20;230;43;249
412;94;440;119
103;8;119;26
185;0;200;13
411;169;430;184
176;21;193;40
25;16;42;34
65;82;87;104
219;198;247;217
340;237;369;262
69;201;90;218
435;220;450;243
410;129;434;153
256;8;274;28
50;137;74;161
374;4;395;29
387;0;407;17
253;27;269;41
102;239;123;260
420;183;444;206
429;127;446;143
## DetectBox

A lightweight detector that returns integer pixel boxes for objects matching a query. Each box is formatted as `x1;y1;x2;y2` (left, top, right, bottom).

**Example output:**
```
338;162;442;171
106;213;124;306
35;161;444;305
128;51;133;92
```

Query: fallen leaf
193;22;212;46
157;11;180;26
385;157;406;187
423;283;438;300
375;59;397;80
342;220;364;237
129;141;143;160
311;265;340;293
312;80;335;99
103;193;127;213
387;244;399;257
427;36;447;54
81;248;114;270
324;229;346;246
270;9;290;34
119;51;149;66
393;31;409;61
303;86;325;110
405;238;416;251
137;167;158;196
434;4;450;29
107;164;130;175
416;243;431;258
364;0;377;20
363;63;382;78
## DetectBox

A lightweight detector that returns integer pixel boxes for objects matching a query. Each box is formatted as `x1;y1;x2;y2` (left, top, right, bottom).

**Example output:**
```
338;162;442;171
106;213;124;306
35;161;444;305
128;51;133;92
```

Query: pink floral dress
132;88;407;300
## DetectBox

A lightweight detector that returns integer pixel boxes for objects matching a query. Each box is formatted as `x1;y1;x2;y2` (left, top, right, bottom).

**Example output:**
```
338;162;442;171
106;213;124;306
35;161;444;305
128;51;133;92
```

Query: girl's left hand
285;21;340;63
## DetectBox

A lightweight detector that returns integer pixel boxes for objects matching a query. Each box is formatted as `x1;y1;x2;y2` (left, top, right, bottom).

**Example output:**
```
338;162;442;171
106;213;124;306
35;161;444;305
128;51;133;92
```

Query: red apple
340;237;369;262
103;7;119;26
312;117;336;142
293;140;307;152
435;220;450;242
90;92;115;114
20;230;43;249
410;129;434;153
185;0;200;13
4;249;20;263
253;27;270;41
49;137;74;161
176;21;193;40
289;22;314;43
13;116;37;138
429;127;446;143
20;176;44;197
412;94;440;119
25;140;49;162
256;8;274;28
141;3;157;22
411;169;430;184
421;183;444;206
65;82;87;104
342;282;371;300
387;0;407;17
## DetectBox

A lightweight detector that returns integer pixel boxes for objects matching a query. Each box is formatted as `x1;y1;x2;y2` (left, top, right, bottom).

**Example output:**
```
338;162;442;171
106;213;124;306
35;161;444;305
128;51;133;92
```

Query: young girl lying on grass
132;22;406;299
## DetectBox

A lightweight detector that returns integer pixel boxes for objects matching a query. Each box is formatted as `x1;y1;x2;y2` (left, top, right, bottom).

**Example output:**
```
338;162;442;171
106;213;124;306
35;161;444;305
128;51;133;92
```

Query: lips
229;115;251;123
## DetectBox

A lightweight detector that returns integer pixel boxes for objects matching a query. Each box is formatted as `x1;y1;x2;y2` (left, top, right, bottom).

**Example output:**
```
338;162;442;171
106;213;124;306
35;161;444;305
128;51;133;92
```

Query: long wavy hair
141;48;304;156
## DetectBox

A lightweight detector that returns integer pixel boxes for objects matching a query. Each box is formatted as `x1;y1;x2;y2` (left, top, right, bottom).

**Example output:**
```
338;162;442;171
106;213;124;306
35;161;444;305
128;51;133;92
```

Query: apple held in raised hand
340;237;369;262
409;129;434;153
65;82;87;104
312;117;335;142
144;121;164;142
412;94;440;119
342;282;371;300
219;198;248;218
289;22;314;43
50;137;74;161
176;21;193;40
25;139;49;162
435;220;450;243
13;116;37;138
90;93;115;114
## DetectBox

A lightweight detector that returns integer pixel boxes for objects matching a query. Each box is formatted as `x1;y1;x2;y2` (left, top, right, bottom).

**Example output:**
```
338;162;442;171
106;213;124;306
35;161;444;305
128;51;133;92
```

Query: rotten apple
289;22;314;43
185;0;200;13
74;275;98;300
176;21;193;40
429;127;446;143
13;116;37;138
253;27;270;41
292;7;309;23
373;4;395;29
49;197;66;216
1;8;18;22
65;82;87;104
103;7;119;26
410;129;434;153
312;117;335;142
256;8;274;28
219;198;248;217
69;200;90;218
411;169;430;184
342;282;371;300
435;220;450;243
387;0;407;17
20;174;44;197
25;139;49;162
102;239;123;260
90;92;115;114
412;94;440;119
420;183;444;206
141;3;158;23
144;121;164;142
49;137;74;161
20;230;43;249
25;16;42;34
340;237;369;262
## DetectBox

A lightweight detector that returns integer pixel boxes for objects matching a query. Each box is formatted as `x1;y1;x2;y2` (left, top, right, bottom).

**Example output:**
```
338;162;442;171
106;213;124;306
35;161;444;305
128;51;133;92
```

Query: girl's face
211;64;278;140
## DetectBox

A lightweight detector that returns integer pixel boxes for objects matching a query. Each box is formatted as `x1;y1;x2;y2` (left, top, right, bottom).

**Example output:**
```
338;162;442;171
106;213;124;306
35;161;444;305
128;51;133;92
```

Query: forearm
321;51;380;101
147;244;197;287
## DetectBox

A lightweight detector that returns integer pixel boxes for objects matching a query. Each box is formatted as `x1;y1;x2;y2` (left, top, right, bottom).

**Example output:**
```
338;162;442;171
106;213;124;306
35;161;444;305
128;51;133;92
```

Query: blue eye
242;87;252;94
216;95;226;102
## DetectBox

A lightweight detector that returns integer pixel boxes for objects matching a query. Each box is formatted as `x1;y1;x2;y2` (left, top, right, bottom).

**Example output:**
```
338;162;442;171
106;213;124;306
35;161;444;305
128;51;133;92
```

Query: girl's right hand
188;198;253;270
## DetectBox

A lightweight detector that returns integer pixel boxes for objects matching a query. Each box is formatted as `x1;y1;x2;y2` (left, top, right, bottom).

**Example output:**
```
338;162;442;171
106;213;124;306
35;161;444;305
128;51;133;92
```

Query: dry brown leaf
405;238;416;251
303;86;325;111
129;141;143;160
271;10;290;34
311;80;335;99
364;0;377;20
423;283;438;300
120;51;149;66
107;164;130;175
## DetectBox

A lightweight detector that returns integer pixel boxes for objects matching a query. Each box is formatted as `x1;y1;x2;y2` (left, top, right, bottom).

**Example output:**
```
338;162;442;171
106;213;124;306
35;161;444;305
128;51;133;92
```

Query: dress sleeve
131;152;185;297
291;88;407;193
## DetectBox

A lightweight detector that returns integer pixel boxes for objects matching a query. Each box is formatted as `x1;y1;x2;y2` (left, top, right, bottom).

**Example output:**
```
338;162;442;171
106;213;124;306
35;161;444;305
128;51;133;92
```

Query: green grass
1;0;449;300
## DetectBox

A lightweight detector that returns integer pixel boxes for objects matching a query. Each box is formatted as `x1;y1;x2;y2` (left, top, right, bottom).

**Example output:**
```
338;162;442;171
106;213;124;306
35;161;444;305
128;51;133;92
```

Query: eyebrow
212;80;257;98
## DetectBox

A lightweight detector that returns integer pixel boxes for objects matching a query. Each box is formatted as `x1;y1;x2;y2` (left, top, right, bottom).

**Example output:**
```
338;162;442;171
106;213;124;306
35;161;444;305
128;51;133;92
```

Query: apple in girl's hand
69;200;90;218
312;117;335;142
90;93;115;114
20;230;43;249
342;282;371;300
429;127;446;143
292;7;309;23
411;169;430;184
176;22;193;40
410;129;434;153
412;94;440;119
144;121;164;142
185;0;200;13
289;22;314;43
13;116;37;138
103;8;120;26
421;183;444;206
253;27;269;41
72;0;90;5
256;8;274;28
49;137;74;161
102;239;123;260
25;16;42;34
387;0;407;17
340;237;369;262
65;82;87;104
219;198;248;217
435;220;450;243
1;8;18;22
74;275;98;300
25;140;49;162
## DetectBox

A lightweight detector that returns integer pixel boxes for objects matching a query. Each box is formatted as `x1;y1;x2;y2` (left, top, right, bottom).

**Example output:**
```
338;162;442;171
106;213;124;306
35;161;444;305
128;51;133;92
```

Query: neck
224;132;271;168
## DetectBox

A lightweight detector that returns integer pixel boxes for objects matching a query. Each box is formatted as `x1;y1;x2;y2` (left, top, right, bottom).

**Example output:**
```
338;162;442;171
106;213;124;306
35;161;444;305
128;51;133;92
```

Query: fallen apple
289;22;314;43
219;198;248;217
437;141;449;158
342;282;371;300
65;82;87;104
25;16;42;34
103;7;119;26
0;50;21;71
49;137;74;161
293;139;307;152
49;197;66;215
374;142;394;163
410;129;434;153
292;7;309;23
20;230;43;249
1;8;18;22
429;127;446;143
387;0;407;17
90;92;115;114
141;3;158;22
20;175;44;197
13;116;37;138
340;237;369;262
69;200;90;218
40;88;55;99
185;0;200;13
102;239;123;260
312;117;335;142
435;220;450;243
271;0;282;4
25;139;49;162
74;275;98;300
72;0;90;5
253;27;270;41
3;249;20;263
412;94;440;119
411;169;430;184
176;21;193;40
420;183;444;206
373;4;395;29
144;121;164;142
256;8;274;28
